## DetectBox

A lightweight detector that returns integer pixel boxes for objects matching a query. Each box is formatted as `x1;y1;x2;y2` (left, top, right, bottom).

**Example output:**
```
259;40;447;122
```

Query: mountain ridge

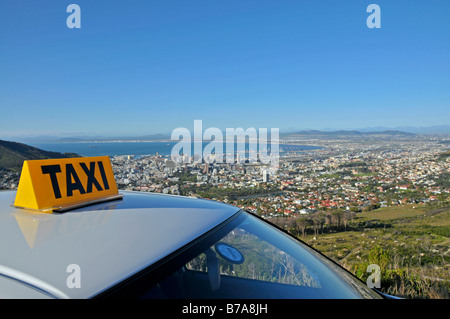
280;129;417;137
13;129;421;143
0;139;80;172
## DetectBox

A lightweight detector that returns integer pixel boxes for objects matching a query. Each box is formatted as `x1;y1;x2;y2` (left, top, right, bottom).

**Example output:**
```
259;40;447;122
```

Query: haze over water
30;142;324;157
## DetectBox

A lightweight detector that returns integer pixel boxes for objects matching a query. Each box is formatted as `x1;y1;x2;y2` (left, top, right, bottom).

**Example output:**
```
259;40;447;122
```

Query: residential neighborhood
1;136;448;220
109;136;449;219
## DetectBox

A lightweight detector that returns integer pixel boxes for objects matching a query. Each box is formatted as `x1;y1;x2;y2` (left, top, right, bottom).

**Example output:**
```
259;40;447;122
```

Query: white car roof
0;190;240;298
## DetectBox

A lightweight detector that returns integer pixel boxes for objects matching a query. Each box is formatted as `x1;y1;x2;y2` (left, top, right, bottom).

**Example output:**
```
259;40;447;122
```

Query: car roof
0;190;240;298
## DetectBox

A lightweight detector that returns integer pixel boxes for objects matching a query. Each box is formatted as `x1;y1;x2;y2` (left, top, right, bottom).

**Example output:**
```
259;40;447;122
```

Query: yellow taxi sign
14;156;122;213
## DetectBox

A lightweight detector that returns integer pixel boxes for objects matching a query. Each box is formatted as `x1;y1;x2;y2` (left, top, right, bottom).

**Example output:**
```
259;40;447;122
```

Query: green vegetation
293;203;450;298
437;150;450;161
434;172;450;189
0;139;79;172
172;170;197;183
318;173;341;179
339;161;367;168
353;173;376;177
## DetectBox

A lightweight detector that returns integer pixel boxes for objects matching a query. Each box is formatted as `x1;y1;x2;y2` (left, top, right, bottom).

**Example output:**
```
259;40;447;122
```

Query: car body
0;189;386;299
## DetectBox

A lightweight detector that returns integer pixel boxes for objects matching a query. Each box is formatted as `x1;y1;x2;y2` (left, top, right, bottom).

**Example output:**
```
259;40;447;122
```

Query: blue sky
1;0;449;137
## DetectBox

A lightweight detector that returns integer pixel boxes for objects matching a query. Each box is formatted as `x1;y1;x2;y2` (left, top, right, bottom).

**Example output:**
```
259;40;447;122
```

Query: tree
314;211;327;235
342;211;355;231
295;217;310;238
331;211;344;229
324;211;333;232
309;214;322;237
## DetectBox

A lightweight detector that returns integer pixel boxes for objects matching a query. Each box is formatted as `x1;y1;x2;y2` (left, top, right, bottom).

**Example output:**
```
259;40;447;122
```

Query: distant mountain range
280;129;417;138
48;134;171;143
8;125;450;143
355;125;450;135
0;139;79;172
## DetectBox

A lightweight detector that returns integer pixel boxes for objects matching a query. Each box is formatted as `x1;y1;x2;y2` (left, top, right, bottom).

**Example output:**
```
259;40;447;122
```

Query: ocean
29;141;324;157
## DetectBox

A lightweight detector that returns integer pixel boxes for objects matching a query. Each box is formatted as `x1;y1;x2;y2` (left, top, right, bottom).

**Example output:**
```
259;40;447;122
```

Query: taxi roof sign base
52;193;124;213
13;193;124;213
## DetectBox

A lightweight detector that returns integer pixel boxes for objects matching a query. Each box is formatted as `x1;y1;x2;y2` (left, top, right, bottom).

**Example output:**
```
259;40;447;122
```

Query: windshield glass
105;211;381;299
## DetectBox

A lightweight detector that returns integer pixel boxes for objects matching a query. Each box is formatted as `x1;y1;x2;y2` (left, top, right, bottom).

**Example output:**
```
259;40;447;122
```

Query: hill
0;139;80;172
296;203;450;298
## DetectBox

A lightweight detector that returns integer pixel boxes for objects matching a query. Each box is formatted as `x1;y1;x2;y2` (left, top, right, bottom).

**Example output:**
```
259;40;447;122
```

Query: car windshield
101;211;381;299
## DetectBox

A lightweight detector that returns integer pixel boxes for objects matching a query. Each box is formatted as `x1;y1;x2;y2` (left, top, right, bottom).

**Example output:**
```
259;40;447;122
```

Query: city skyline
1;1;449;138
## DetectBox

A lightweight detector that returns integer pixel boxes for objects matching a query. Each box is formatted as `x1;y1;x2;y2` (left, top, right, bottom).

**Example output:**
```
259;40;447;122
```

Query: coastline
29;141;325;158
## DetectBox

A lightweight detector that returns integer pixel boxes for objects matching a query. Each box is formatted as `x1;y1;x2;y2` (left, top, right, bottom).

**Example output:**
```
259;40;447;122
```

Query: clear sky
1;0;449;138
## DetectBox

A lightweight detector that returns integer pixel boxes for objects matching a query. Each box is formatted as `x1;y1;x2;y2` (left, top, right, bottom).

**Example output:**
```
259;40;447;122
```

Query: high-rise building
263;170;269;183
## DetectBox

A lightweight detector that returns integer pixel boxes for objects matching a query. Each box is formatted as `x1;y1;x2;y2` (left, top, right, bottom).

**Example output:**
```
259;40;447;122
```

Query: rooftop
0;190;239;298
